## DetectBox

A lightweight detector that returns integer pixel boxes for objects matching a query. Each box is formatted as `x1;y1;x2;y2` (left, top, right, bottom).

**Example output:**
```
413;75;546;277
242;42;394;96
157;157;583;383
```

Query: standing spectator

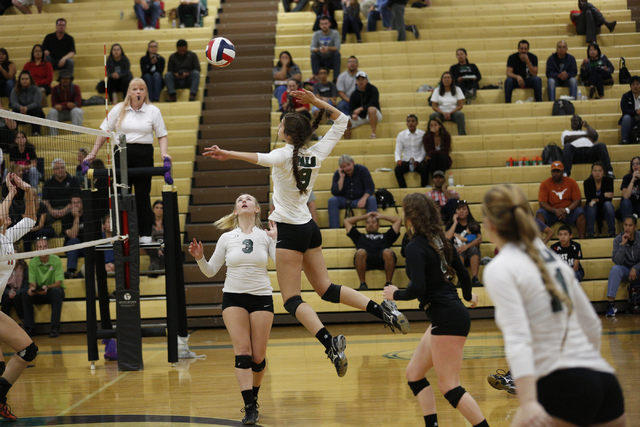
546;40;578;101
134;0;161;30
336;55;359;115
0;48;16;99
551;225;585;281
310;17;341;81
394;114;427;188
366;0;391;32
347;71;381;139
1;259;27;319
42;18;75;75
42;158;81;223
46;70;83;134
607;215;640;317
6;131;40;189
426;170;459;223
387;0;418;41
107;44;133;105
178;0;204;27
164;39;201;102
617;156;640;219
449;48;482;102
341;0;363;43
561;115;613;178
10;0;42;14
22;45;53;108
272;51;302;109
429;71;466;135
584;161;615;238
311;0;337;31
147;200;164;271
573;0;616;44
535;161;586;239
311;67;338;114
327;154;377;228
445;200;483;286
281;79;311;120
580;42;614;99
140;40;165;102
505;40;542;103
61;195;83;279
422;118;453;178
10;70;45;136
619;75;640;144
74;148;86;184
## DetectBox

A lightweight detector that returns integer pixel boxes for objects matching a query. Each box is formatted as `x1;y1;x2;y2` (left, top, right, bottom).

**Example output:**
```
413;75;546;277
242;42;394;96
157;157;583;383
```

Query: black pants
283;0;309;12
1;288;24;319
108;76;132;97
115;143;154;237
12;107;45;133
427;153;450;177
395;160;428;187
21;287;65;329
583;68;613;98
562;143;612;177
576;4;605;43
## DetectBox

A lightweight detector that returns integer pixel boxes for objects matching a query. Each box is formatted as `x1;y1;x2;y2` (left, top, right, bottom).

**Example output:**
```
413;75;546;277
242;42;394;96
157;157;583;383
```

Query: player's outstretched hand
203;145;230;161
266;220;278;240
382;284;398;301
11;174;30;190
291;89;318;105
188;238;204;260
512;402;554;427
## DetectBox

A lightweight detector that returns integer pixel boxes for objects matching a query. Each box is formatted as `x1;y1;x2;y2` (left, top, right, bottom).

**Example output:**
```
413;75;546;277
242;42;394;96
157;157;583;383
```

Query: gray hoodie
10;85;42;111
612;230;640;269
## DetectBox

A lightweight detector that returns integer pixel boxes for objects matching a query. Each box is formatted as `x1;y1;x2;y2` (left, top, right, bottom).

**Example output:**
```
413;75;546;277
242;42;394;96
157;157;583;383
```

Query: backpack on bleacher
619;57;631;85
630;125;640;145
551;99;575;116
542;143;563;164
375;188;397;212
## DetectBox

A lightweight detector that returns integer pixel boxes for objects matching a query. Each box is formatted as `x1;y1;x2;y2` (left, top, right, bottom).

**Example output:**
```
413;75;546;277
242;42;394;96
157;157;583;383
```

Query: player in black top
383;193;488;427
550;225;584;282
344;212;401;290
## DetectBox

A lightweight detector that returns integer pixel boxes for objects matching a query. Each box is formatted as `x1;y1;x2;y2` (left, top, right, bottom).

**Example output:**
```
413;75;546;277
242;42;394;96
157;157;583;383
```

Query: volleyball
205;37;236;68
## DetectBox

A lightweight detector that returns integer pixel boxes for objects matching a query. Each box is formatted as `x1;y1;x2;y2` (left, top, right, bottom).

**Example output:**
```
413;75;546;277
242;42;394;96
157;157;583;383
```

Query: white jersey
483;239;613;381
257;113;349;225
196;227;275;296
0;218;36;294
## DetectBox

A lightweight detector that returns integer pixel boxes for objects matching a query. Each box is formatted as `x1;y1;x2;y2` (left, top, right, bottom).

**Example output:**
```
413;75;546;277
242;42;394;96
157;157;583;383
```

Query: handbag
619;57;631;85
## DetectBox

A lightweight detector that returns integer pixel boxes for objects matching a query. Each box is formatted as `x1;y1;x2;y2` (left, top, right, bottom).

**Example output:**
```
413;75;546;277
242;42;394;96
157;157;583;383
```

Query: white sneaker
139;236;153;244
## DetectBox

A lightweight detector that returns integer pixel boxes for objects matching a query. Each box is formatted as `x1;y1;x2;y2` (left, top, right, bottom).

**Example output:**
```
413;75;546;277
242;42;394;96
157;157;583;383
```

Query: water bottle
120;10;124;20
172;19;177;28
577;88;582;101
498;79;503;90
409;158;415;172
448;174;454;187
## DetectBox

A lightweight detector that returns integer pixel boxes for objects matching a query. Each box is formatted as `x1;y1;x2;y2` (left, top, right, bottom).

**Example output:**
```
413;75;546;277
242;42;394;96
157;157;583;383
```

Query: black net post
162;186;179;364
83;188;99;362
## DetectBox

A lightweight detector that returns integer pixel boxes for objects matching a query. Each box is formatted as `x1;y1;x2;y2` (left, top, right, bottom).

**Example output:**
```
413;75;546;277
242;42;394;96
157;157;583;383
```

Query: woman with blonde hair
482;184;625;427
85;78;170;244
189;194;276;425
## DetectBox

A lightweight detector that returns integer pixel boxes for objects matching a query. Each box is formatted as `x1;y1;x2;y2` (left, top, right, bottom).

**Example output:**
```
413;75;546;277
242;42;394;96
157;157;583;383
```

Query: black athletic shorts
353;249;397;271
426;302;471;337
537;368;624;426
222;292;274;314
276;219;322;253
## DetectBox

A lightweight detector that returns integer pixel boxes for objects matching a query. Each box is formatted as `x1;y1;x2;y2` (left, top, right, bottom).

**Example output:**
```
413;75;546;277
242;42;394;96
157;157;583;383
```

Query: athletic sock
253;386;260;400
0;377;12;404
0;362;5;376
424;414;438;427
473;420;489;427
241;389;254;407
366;300;384;320
315;327;333;350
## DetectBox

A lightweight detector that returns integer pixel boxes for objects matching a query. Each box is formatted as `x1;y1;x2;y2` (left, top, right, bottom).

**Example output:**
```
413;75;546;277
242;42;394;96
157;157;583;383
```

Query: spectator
546;40;578;101
347;71;381;139
107;44;133;105
272;51;302;109
584;161;615;238
311;67;338;114
42;158;81;222
148;200;164;271
311;0;337;31
607;214;640;317
0;98;17;139
75;148;86;183
345;212;401;290
551;225;584;281
366;0;391;32
444;200;482;286
140;40;165;102
22;44;53;108
1;259;27;319
42;18;75;74
618;75;640;144
426;170;459;223
178;0;204;28
283;0;309;12
561;114;613;178
10;70;45;136
23;201;57;251
134;0;161;30
6;131;40;189
61;195;83;279
429;71;466;135
535;161;586;239
310;17;341;81
0;48;16;99
336;55;359;115
46;69;83;134
11;0;42;14
388;0;419;41
0;0;14;15
580;42;614;99
422;117;453;178
617;156;640;219
102;215;115;273
505;39;542;103
449;48;482;102
281;79;311;120
342;0;363;43
537;217;555;244
394;114;427;188
572;0;616;44
165;39;200;102
328;154;377;228
21;237;65;337
89;158;110;220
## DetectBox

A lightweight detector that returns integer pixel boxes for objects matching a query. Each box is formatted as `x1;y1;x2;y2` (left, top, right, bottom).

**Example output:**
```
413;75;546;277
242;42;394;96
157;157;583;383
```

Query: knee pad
284;296;304;318
17;342;38;362
252;359;266;373
407;378;430;396
235;355;252;370
321;283;341;303
444;386;466;409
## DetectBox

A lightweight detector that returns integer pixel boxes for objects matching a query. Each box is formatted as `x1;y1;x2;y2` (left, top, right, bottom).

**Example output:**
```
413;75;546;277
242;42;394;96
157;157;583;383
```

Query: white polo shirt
430;86;465;114
100;102;168;144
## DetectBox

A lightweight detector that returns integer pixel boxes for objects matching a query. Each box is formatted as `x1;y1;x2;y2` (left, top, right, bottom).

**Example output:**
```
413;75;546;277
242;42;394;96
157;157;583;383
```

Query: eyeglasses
632;162;640;166
36;236;47;240
456;200;468;205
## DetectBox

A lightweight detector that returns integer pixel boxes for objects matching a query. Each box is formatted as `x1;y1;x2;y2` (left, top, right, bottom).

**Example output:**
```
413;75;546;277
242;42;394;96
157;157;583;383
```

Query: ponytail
213;194;263;231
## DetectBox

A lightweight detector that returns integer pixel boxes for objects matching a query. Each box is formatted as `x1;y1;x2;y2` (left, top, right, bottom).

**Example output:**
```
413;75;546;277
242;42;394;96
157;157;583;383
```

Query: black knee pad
444;386;466;408
408;378;430;396
321;283;341;303
17;342;38;362
252;359;266;372
235;355;252;370
284;296;304;318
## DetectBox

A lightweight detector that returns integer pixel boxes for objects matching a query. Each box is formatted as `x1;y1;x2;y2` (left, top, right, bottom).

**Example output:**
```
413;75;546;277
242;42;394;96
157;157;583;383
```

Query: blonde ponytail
213;194;263;231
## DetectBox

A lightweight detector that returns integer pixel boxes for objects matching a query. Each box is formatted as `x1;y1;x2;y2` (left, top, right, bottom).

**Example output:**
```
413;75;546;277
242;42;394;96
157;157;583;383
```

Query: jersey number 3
242;239;254;254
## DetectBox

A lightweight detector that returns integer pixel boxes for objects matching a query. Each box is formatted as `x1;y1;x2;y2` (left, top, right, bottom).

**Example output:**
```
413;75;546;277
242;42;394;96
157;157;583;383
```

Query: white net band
0;109;111;139
0;236;126;262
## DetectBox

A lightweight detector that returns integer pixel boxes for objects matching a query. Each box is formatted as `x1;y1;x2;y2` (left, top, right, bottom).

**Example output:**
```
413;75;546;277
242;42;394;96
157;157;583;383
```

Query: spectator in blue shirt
546;40;578;101
328;154;377;228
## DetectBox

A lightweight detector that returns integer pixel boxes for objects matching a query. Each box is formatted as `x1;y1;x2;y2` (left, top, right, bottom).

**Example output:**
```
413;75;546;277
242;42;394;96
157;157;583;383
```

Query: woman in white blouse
429;71;466;136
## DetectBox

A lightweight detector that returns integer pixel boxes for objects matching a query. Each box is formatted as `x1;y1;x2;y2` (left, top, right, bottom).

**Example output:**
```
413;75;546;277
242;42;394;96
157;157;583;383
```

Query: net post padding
163;185;178;364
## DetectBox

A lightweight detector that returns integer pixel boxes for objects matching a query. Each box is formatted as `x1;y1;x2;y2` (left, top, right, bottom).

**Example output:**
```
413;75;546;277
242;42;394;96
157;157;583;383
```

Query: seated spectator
395;114;427;188
551;225;585;281
345;211;401;290
102;215;115;272
580;42;614;99
272;51;302;109
22;44;53;108
505;40;542;103
426;170;459;223
0;97;17;134
429;72;466;135
310;17;341;80
449;48;482;102
147;200;164;271
607;214;640;317
283;0;309;12
336;55;359;115
164;39;201;102
0;48;16;99
546;40;578;101
21;237;65;337
366;0;391;32
537;217;555;244
311;0;337;31
42;158;81;222
42;18;75;74
328;154;377;228
23;200;57;251
1;259;27;319
347;71;381;139
561;115;613;178
61;195;83;279
584;161;615;238
342;0;363;43
134;0;161;30
423;117;452;178
178;0;205;27
388;0;419;41
0;0;14;15
10;70;45;135
311;67;338;114
617;156;640;219
535;161;586;239
572;0;616;44
618;75;640;144
281;79;311;120
107;44;133;105
75;148;86;183
46;70;83;134
140;40;165;102
11;0;42;14
6;131;40;188
444;200;482;286
89;158;110;220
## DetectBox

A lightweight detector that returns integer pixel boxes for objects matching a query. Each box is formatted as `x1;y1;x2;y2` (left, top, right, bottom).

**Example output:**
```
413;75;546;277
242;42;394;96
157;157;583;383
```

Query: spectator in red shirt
281;79;310;120
426;170;459;222
22;44;53;108
46;70;83;135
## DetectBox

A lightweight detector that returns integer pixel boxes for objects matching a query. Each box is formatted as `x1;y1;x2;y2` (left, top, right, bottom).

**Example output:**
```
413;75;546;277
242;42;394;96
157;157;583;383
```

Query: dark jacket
167;51;201;74
546;52;578;79
583;175;614;208
619;90;639;124
10;85;41;111
612;231;640;270
449;63;482;83
330;164;375;199
422;132;452;169
580;55;614;79
348;83;380;118
140;53;166;77
106;56;133;80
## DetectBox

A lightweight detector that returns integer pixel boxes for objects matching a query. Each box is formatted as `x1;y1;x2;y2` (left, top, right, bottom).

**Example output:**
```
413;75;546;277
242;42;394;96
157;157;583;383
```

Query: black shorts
222;293;274;314
353;249;397;271
537;368;624;426
276;220;322;253
426;302;471;337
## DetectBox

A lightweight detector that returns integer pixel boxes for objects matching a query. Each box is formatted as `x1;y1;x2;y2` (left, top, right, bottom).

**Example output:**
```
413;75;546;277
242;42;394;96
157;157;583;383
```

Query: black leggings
115;143;154;237
583;68;613;97
12;107;45;133
427;153;450;177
